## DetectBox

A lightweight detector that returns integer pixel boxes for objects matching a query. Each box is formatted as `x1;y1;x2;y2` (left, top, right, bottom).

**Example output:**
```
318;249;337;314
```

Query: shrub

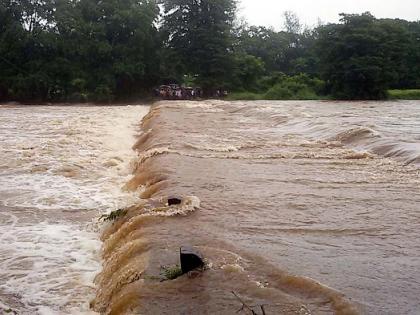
230;73;326;100
264;80;319;100
100;209;127;222
264;85;293;99
93;84;114;103
161;265;183;280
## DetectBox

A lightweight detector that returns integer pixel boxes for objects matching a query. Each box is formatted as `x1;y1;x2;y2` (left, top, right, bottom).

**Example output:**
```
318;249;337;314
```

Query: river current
1;101;419;314
0;105;149;314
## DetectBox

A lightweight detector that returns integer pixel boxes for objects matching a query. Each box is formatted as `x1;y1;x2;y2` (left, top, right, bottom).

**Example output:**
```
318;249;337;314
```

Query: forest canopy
0;0;419;102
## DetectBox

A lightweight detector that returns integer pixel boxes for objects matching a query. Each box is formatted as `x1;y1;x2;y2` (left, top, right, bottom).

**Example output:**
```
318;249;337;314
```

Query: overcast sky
239;0;420;30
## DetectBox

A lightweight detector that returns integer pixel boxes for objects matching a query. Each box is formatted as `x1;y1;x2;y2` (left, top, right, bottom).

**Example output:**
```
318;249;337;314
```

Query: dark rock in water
168;197;182;206
180;246;204;274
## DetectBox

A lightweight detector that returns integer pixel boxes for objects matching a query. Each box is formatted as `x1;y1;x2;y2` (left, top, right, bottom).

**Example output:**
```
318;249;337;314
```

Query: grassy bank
388;89;420;100
228;89;420;101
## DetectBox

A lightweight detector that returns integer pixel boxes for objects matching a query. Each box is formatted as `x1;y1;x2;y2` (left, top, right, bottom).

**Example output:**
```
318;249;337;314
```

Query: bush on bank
228;73;327;100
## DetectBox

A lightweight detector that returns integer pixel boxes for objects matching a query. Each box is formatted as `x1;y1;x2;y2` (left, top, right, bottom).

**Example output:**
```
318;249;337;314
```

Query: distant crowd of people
154;84;228;100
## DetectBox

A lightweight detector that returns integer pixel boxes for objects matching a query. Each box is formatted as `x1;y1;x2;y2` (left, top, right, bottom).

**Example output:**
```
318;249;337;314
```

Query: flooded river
0;105;149;314
1;101;419;314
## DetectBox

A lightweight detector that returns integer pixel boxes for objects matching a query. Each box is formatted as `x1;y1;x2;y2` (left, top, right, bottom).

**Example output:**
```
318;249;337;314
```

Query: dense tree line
0;0;160;102
317;13;420;99
0;0;419;102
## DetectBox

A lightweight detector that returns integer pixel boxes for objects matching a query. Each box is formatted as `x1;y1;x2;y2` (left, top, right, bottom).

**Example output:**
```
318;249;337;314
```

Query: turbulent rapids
1;101;420;314
0;105;150;314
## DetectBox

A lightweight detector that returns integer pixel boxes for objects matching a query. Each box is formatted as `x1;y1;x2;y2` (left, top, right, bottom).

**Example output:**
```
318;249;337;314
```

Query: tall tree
283;11;302;34
55;0;160;101
0;0;58;101
0;1;24;100
161;0;236;93
316;12;411;99
234;25;288;73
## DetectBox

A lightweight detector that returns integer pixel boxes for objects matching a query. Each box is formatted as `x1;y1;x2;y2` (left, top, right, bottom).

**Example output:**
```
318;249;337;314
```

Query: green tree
232;53;265;91
234;25;289;73
234;18;318;77
55;0;160;101
0;0;60;101
316;12;411;99
1;1;418;103
0;0;160;102
0;1;24;100
390;20;420;88
283;11;302;35
162;0;237;94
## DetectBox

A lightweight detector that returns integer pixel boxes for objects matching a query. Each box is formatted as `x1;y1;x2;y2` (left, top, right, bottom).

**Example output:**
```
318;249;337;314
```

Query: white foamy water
0;105;149;314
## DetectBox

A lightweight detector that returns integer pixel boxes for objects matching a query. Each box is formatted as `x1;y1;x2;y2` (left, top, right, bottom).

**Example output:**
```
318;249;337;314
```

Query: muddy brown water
0;105;149;314
1;101;419;314
92;100;419;315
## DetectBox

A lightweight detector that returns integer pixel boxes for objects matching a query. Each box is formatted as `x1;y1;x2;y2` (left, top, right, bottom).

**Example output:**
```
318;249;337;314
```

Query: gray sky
239;0;420;29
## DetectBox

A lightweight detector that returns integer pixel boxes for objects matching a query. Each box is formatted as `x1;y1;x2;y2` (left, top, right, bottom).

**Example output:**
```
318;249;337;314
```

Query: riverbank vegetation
388;89;420;100
0;1;419;102
228;73;327;100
